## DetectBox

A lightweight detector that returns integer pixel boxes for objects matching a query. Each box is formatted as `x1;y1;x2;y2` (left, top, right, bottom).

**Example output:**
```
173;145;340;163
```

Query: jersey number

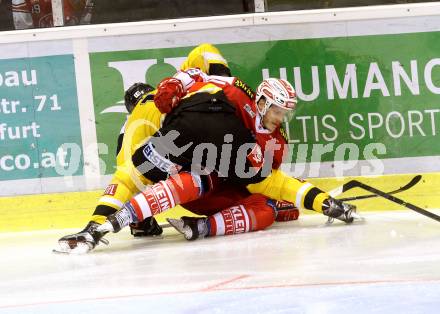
32;4;41;14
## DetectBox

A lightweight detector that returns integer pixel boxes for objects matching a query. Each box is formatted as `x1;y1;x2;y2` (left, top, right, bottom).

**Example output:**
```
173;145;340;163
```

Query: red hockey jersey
176;70;288;169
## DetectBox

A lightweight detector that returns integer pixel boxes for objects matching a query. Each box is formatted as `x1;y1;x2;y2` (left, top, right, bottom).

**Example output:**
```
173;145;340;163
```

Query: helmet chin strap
256;98;270;117
256;99;272;131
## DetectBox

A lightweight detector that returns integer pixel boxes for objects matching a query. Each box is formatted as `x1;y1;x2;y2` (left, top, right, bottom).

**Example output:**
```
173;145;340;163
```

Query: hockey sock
91;178;138;224
247;169;329;213
208;205;251;236
208;194;276;236
129;172;204;221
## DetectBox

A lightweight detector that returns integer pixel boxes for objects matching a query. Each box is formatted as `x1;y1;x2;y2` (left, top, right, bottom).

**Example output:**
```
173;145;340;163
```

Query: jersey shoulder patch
234;78;255;100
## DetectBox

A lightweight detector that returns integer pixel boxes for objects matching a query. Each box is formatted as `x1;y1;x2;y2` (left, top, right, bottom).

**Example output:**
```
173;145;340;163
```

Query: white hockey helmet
255;78;297;116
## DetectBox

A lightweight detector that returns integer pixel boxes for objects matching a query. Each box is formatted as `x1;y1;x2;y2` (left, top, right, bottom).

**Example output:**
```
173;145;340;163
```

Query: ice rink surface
1;210;440;314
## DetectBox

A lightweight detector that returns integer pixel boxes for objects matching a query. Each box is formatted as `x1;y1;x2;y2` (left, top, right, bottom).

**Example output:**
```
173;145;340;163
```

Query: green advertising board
0;55;83;180
90;31;440;175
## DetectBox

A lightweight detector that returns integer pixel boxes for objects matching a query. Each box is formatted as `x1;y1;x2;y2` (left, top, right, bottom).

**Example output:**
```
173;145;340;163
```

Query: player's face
259;100;291;132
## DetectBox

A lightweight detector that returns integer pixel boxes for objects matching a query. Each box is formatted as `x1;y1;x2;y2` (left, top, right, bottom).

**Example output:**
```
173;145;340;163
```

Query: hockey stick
338;175;422;202
344;179;440;223
328;179;366;197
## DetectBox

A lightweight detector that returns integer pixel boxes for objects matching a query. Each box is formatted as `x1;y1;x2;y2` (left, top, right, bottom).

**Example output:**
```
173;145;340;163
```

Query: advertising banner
90;31;440;175
0;55;83;181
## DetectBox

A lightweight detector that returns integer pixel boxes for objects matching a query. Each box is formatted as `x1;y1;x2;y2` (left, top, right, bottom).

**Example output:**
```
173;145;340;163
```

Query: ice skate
56;222;109;254
323;198;361;224
167;216;209;241
130;216;163;237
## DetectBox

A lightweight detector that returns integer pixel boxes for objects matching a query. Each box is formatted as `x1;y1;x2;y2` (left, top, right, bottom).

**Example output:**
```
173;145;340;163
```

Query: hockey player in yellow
57;44;243;250
180;43;231;77
91;43;234;231
57;43;357;253
91;88;161;224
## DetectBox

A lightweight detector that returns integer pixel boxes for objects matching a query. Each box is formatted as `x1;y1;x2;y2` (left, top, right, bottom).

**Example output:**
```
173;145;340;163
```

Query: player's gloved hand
154;77;185;113
267;200;300;222
274;200;300;221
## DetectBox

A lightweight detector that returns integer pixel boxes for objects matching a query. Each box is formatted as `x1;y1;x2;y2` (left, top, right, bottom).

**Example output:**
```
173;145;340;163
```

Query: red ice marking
201;274;250;291
2;277;440;310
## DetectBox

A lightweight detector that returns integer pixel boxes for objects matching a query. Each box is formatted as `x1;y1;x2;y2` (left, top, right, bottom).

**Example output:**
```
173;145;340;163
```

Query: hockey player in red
152;69;291;171
93;73;356;244
11;0;93;29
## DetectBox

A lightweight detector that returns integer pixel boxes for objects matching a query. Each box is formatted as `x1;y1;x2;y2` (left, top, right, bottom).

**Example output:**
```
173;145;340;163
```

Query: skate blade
166;218;185;234
54;241;93;255
351;212;365;221
325;212;365;225
326;217;335;224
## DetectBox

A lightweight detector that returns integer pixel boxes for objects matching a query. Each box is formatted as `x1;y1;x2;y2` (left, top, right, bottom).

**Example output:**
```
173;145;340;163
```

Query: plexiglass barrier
0;0;437;31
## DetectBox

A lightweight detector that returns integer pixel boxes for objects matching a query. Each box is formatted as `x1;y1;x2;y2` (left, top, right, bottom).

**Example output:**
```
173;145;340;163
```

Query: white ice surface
1;210;440;313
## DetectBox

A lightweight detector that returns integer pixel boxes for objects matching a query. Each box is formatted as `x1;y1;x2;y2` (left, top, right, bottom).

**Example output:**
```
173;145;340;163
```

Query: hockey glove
267;200;300;222
274;200;300;221
154;77;185;113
